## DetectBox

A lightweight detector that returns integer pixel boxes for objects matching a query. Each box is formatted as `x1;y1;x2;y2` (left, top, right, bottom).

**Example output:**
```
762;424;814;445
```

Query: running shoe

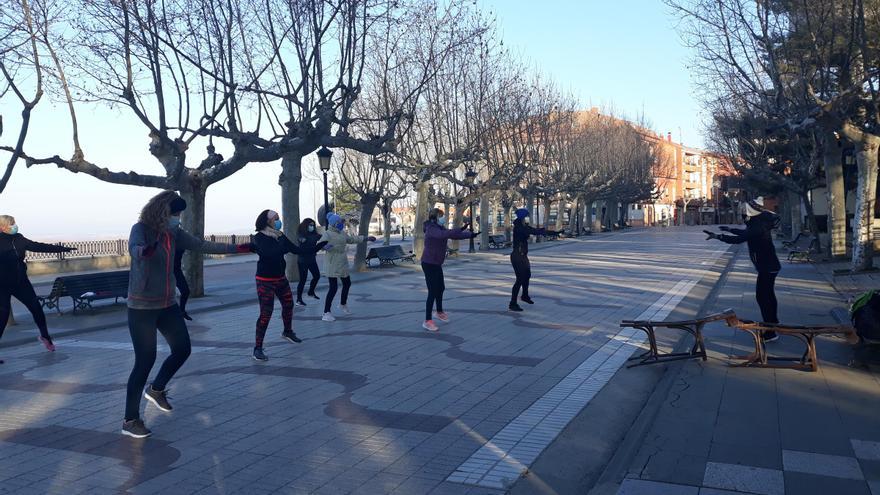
509;303;524;312
38;336;56;352
295;300;307;307
339;305;352;315
520;296;535;304
253;347;268;361
762;331;779;343
423;320;439;332
144;386;173;412
182;312;193;321
322;312;336;322
309;293;320;300
121;419;152;438
281;331;302;343
434;311;449;322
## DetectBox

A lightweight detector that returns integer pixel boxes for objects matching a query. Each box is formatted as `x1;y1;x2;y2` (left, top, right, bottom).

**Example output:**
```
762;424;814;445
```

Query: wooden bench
488;234;510;249
727;317;857;371
365;245;416;267
620;309;738;367
446;247;459;257
544;230;560;241
784;233;818;262
38;271;130;314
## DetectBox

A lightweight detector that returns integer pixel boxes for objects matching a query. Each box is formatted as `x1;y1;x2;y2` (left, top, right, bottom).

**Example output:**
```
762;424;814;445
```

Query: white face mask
523;217;530;225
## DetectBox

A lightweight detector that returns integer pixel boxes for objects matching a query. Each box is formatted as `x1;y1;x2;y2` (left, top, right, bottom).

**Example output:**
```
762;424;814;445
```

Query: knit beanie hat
515;208;530;220
170;197;187;214
327;212;342;227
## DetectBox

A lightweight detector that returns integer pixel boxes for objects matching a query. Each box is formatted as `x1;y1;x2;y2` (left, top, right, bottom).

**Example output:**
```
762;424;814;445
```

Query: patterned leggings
255;277;294;348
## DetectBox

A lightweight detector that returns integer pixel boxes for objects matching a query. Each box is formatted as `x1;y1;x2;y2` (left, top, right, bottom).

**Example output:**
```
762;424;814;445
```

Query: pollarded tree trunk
382;201;393;246
802;188;820;254
280;152;304;281
451;200;464;251
543;196;552;228
413;179;430;259
851;139;880;271
502;195;513;239
823;134;847;258
180;176;207;297
555;197;565;232
788;190;803;238
479;194;489;251
353;194;379;272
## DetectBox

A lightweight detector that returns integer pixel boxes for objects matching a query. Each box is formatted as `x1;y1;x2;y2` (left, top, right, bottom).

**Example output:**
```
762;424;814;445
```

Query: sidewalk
602;246;880;495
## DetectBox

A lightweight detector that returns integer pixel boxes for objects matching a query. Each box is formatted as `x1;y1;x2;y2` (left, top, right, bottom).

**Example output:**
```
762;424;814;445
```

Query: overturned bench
365;245;416;267
620;309;738;368
728;318;857;372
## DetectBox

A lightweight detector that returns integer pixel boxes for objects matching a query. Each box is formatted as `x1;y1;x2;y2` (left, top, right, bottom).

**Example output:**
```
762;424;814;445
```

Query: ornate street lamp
317;146;333;226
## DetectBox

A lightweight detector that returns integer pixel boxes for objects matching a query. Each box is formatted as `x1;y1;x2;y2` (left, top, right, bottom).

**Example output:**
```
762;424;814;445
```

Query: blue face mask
169;217;181;229
274;219;283;230
8;224;19;235
437;217;447;227
308;225;315;232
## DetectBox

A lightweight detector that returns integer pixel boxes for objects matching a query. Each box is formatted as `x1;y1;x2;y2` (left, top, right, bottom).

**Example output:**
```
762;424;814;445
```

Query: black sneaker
182;312;193;321
308;293;320;300
521;296;534;304
121;419;152;438
295;300;306;307
144;386;173;412
253;347;268;361
281;331;302;343
509;303;524;312
762;331;779;343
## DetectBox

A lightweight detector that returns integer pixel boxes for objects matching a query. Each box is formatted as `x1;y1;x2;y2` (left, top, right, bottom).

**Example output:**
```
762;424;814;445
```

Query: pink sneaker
434;311;449;322
422;320;439;332
39;336;56;352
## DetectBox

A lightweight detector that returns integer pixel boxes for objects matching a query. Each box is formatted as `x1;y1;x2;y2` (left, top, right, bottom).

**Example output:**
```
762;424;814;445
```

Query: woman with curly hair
0;214;77;361
122;191;250;438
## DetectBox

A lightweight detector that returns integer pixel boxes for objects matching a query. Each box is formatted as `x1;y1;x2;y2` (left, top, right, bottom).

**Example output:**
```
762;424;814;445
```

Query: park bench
727;317;857;372
784;233;818;262
488;234;511;249
365;245;416;267
38;270;130;314
620;309;738;368
544;230;560;241
446;247;459;257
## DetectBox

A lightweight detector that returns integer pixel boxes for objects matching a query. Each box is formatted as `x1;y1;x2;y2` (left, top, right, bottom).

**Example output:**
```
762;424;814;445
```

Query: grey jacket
127;223;237;310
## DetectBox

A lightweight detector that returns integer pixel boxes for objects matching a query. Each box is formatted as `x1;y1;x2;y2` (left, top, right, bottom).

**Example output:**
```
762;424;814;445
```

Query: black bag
851;291;880;341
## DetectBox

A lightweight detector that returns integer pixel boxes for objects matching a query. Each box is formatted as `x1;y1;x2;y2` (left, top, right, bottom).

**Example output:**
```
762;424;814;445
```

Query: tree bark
353;194;379;272
555;196;565;232
451;201;464;251
179;176;207;298
382;201;393;246
851;139;880;271
502;195;513;239
788;190;803;238
543;196;552;229
823;134;847;258
802;188;820;253
413;179;430;258
280;152;303;281
479;193;489;251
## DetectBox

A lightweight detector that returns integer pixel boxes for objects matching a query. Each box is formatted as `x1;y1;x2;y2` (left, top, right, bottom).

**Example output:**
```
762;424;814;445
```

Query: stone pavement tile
698;489;750;495
860;460;880;481
637;452;707;487
782;449;864;480
708;440;782;471
783;471;871;495
389;475;442;494
854;440;880;461
870;480;880;495
616;478;700;494
702;462;784;495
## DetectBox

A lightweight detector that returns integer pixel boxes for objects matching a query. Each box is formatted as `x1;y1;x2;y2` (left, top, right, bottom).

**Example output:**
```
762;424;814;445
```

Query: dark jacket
252;232;322;279
128;222;239;309
719;211;781;272
512;220;545;257
296;231;324;265
421;220;472;266
0;233;73;287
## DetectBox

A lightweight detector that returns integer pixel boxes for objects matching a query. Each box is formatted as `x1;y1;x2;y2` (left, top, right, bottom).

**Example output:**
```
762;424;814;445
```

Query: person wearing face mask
318;213;375;321
295;218;323;306
248;210;326;361
0;215;77;359
122;191;251;438
420;208;479;332
508;208;555;312
704;197;781;342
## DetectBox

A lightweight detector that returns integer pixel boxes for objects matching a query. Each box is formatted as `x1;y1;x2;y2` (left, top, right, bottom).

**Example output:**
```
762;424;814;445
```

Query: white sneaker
339;305;352;315
322;312;336;322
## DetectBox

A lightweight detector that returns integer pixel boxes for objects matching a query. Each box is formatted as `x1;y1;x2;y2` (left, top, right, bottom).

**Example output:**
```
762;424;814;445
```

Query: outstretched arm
23;237;76;254
176;229;245;254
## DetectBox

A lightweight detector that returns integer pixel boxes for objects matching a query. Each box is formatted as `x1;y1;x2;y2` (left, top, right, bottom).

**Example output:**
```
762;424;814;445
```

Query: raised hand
719;226;731;232
703;230;718;240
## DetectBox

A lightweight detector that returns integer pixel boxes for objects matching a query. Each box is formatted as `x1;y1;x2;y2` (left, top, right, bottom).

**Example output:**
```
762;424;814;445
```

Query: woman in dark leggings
295;218;322;306
508;208;554;312
0;215;76;360
420;208;477;331
122;191;250;438
705;197;781;342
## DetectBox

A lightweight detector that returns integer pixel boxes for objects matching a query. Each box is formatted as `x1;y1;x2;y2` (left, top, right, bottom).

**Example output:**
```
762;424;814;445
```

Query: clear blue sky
0;0;704;240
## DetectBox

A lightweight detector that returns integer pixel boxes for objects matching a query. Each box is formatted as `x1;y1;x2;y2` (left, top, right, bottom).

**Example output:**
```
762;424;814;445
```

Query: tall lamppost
466;170;477;253
317;146;333;226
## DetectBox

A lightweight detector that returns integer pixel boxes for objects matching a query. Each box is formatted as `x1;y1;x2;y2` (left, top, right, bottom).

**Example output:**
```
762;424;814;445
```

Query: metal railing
24;234;254;262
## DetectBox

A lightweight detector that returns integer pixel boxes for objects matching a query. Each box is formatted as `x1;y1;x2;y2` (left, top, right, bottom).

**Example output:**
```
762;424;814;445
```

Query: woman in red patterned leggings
249;209;325;361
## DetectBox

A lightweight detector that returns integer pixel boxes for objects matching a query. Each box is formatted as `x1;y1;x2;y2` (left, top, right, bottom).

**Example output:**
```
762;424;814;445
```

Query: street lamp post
317;146;333;226
466;170;477;253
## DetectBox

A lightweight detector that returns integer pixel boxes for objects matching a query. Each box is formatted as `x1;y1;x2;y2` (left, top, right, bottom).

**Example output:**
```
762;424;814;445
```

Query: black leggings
296;261;320;301
0;278;51;341
510;253;531;302
175;269;190;313
422;262;445;321
756;271;779;324
324;276;351;313
125;305;191;420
